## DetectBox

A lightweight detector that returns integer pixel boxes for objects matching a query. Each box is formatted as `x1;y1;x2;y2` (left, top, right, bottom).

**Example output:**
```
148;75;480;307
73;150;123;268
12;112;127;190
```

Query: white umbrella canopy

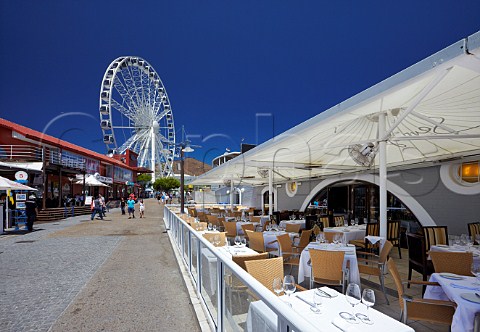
0;175;37;191
75;175;109;187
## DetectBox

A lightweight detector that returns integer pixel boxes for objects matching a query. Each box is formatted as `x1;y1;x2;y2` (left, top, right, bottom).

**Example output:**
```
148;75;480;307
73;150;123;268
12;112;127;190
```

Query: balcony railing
164;206;318;332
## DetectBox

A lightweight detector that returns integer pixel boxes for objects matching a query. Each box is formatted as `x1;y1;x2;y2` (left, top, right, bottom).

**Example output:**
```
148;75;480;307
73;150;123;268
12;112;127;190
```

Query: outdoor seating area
168;206;480;332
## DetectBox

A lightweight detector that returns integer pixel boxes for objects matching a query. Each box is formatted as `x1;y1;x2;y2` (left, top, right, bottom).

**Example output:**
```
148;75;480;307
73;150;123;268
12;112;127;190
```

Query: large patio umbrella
75;175;109;187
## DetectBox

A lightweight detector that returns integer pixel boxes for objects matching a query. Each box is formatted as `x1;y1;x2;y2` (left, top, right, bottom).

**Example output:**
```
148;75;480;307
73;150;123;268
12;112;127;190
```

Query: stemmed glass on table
310;289;323;314
356;288;375;324
273;277;283;297
343;283;361;324
234;236;242;247
283;275;296;307
472;262;480;285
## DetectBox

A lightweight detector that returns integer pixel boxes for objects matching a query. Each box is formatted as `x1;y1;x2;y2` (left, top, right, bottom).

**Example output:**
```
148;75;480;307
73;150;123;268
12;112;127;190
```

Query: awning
190;30;480;186
75;175;110;187
0;161;43;172
0;175;37;191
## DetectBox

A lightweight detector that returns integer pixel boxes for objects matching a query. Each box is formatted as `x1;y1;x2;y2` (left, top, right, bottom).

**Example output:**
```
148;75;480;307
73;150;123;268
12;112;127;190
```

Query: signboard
16;194;26;201
15;171;28;183
16;202;26;209
84;196;93;205
95;174;113;184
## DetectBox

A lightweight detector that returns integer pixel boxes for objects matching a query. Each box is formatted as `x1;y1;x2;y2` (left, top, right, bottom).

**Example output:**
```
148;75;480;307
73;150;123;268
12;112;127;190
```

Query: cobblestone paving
0;214;122;332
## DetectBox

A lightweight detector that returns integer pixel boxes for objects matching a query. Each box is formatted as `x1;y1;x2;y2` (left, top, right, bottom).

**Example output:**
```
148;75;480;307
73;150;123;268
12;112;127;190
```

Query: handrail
164;206;323;332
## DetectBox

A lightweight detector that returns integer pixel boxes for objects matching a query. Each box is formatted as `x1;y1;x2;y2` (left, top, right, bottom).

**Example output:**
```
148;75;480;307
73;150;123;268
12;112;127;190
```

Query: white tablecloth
324;225;366;243
298;242;360;285
279;219;306;230
246;287;414;332
424;273;480;332
262;231;297;250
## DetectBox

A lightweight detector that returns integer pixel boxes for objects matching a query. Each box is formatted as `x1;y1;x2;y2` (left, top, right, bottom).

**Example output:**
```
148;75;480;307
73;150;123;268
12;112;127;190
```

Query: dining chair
406;233;434;294
323;231;342;243
273;233;300;273
357;240;393;304
350;222;380;252
244;257;306;295
334;216;345;227
319;216;329;228
387;258;456;325
192;222;208;231
241;223;255;241
250;216;261;223
304;215;317;230
387;220;402;258
197;211;209;223
292;229;313;252
468;222;480;244
207;214;223;230
202;232;227;246
308;249;347;293
285;223;301;233
245;230;269;253
429;251;473;276
261;220;271;232
222;221;238;244
422;226;449;251
187;207;197;217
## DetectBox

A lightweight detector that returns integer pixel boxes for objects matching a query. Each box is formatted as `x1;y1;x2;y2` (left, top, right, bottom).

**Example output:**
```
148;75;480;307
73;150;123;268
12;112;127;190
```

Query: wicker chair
222;221;238;244
292;229;313;252
197;211;209;223
309;249;347;293
323;231;342;243
250;216;261;223
468;222;480;244
207;214;223;230
422;226;448;251
244;257;306;294
203;232;227;246
350;223;380;251
274;233;300;273
387;258;456;325
319;216;329;228
187;207;197;217
334;216;345;227
387;220;402;258
245;230;266;253
192;222;208;231
429;251;473;276
261;220;271;232
285;223;301;233
357;240;393;304
241;223;255;241
407;233;434;294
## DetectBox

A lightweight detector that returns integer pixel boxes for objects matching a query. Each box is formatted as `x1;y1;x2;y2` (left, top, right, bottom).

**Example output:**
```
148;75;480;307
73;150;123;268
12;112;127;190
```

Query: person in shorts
139;199;145;218
127;196;136;219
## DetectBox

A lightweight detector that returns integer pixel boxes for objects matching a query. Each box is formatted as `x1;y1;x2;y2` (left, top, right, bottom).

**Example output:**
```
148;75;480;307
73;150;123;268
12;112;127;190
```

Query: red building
0;118;149;209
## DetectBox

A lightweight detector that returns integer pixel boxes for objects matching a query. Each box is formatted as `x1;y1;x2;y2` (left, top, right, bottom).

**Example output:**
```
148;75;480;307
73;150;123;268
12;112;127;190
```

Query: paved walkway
0;199;201;332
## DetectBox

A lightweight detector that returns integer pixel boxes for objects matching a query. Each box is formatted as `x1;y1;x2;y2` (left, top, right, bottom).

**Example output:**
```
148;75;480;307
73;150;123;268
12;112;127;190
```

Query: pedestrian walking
120;197;126;215
25;194;38;232
139;199;145;218
98;194;106;217
90;196;104;220
127;196;135;219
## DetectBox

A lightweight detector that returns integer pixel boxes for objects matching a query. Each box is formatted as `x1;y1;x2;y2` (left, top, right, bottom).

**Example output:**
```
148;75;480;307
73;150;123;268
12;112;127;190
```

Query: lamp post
180;141;194;214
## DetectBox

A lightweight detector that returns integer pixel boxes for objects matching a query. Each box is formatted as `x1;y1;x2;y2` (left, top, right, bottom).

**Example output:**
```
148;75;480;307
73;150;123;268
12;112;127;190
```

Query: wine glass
472;262;480;285
207;223;213;231
234;236;242;247
283;275;296;307
241;236;247;247
359;288;375;324
345;283;361;323
272;277;283;296
310;290;323;314
212;224;217;232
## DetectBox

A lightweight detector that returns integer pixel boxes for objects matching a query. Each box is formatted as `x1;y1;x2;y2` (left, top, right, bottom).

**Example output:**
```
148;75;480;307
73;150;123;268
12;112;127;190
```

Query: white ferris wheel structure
99;56;175;180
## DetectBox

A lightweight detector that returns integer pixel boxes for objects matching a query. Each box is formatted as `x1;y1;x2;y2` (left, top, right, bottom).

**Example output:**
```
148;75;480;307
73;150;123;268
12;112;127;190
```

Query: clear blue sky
1;1;479;165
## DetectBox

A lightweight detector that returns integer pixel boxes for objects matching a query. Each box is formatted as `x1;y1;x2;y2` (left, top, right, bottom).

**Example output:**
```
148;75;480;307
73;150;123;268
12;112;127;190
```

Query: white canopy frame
190;31;480;237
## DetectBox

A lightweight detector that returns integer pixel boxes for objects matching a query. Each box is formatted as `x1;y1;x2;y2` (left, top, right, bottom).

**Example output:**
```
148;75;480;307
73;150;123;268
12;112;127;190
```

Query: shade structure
0;175;37;191
75;175;109;187
189;31;480;187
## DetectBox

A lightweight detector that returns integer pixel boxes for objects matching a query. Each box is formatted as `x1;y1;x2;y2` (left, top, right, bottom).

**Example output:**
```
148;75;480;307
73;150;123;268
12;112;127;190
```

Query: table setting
324;225;366;243
263;230;297;249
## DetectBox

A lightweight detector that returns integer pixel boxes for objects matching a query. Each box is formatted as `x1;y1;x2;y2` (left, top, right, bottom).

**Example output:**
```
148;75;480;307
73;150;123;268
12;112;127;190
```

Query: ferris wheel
99;56;175;180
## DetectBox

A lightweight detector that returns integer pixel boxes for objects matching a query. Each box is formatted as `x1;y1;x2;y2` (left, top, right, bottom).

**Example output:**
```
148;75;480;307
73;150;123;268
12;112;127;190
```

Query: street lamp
180;140;194;214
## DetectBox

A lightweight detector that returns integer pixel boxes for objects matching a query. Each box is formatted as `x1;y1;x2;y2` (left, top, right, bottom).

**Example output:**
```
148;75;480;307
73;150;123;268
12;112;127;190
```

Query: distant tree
153;177;180;192
137;173;152;187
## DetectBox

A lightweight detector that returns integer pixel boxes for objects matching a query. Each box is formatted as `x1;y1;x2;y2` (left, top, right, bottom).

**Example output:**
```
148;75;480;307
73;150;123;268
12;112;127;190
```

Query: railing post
216;260;225;332
188;231;192;273
197;237;202;294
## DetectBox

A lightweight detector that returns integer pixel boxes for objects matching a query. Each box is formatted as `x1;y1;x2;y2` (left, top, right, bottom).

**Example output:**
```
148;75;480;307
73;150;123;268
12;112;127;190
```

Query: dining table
429;244;480;264
236;221;260;235
278;219;306;230
246;286;414;332
262;230;297;250
323;225;366;243
424;272;480;332
298;242;361;285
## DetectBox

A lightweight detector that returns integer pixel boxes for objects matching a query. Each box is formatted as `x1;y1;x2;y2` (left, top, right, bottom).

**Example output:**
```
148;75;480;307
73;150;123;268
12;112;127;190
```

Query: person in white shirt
139;199;145;218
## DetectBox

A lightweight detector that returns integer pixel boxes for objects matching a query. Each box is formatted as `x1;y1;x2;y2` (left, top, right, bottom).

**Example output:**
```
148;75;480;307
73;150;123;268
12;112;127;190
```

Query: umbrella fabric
0;175;37;191
75;175;109;187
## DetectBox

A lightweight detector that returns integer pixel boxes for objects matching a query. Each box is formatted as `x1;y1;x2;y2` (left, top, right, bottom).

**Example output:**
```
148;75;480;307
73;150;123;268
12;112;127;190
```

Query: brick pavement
0;199;201;332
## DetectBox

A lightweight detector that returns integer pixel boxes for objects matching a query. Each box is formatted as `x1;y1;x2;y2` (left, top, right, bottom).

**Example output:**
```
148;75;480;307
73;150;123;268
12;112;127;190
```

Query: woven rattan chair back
334;216;345;227
430;251;473;276
276;233;294;255
250;216;261;223
192;222;208;231
285;223;301;233
309;249;345;290
324;231;342;243
378;240;394;264
241;224;255;240
312;224;321;236
245;257;284;293
422;226;448;251
222;221;238;238
262;220;271;232
203;232;226;246
246;230;265;253
468;222;480;242
232;253;269;270
188;207;197;217
297;229;313;248
197;211;208;223
387;258;406;310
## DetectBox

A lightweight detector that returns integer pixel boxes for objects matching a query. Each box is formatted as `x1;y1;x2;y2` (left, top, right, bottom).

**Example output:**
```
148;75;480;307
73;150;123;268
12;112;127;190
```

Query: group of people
90;194;107;220
120;194;145;219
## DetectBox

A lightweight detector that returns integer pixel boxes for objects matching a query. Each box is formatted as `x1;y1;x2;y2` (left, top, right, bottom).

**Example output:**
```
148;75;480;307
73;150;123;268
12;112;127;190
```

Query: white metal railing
164;205;320;332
